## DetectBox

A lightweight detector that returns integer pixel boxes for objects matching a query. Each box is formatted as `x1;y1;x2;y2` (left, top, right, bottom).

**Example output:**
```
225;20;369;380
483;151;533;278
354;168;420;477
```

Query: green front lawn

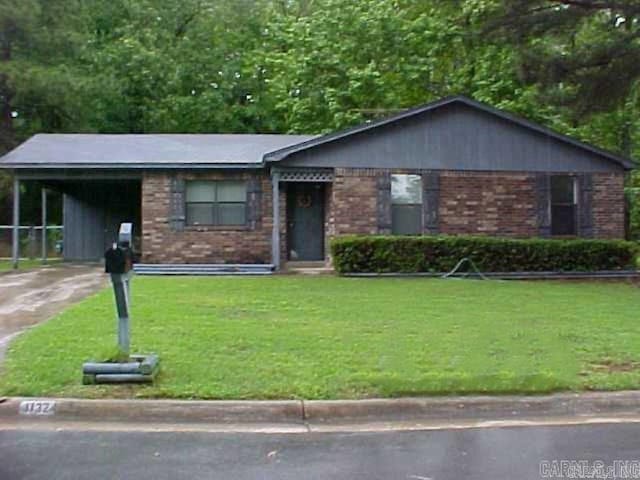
1;276;640;399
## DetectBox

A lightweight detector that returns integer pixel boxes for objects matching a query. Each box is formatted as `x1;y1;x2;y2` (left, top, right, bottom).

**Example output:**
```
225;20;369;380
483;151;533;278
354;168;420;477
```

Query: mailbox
118;223;132;249
105;244;132;274
105;222;134;274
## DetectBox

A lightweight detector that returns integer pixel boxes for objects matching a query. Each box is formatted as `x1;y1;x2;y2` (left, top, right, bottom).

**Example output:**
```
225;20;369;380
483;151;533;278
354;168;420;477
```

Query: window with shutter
185;181;247;226
550;176;577;236
391;174;423;235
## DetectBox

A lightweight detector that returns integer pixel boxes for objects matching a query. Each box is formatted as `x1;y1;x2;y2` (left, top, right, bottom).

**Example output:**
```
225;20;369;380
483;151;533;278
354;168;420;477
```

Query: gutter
0;163;263;170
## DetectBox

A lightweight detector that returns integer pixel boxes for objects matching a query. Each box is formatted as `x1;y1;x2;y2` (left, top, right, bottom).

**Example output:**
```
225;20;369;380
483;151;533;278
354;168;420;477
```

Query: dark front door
287;183;325;261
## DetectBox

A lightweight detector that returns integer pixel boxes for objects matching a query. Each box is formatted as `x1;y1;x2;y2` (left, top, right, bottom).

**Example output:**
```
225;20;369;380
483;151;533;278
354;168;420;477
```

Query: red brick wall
593;172;625;239
331;168;378;235
329;168;626;241
141;168;626;265
439;171;538;237
142;171;273;264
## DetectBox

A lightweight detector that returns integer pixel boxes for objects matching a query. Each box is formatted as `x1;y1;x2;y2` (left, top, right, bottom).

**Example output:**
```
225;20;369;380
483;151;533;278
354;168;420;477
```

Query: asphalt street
1;422;639;480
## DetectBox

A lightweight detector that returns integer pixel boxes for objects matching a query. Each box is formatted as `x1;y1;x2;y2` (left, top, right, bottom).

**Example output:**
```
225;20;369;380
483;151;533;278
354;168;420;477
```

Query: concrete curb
0;398;303;425
304;391;640;424
0;391;639;426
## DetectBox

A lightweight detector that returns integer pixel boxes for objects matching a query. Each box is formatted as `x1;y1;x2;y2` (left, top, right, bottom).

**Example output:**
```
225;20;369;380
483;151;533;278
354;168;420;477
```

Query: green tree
488;0;640;159
0;0;92;224
253;0;542;133
491;0;640;114
83;0;275;133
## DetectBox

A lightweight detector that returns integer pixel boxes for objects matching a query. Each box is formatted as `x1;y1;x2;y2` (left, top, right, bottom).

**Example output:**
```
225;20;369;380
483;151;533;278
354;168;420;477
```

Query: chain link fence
0;226;64;259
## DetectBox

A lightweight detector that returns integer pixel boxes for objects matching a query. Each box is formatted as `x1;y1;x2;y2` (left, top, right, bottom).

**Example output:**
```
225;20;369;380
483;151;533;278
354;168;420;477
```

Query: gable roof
0;96;634;171
264;95;635;170
0;133;316;169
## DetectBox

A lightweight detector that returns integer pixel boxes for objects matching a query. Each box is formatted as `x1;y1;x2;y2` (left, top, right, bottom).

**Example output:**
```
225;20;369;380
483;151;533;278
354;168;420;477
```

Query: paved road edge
1;391;639;426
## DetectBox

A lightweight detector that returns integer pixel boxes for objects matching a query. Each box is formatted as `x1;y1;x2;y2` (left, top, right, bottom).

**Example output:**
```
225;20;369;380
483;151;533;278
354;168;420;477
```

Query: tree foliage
488;0;640;161
491;1;640;114
255;0;544;133
82;0;276;133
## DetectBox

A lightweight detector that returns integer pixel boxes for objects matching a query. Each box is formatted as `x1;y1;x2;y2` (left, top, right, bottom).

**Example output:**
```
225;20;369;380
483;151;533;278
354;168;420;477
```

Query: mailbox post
104;223;134;356
82;223;159;384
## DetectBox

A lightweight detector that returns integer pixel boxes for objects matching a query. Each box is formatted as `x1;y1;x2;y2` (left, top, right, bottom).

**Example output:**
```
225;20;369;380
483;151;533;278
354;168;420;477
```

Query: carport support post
12;177;20;269
41;187;47;263
271;172;281;271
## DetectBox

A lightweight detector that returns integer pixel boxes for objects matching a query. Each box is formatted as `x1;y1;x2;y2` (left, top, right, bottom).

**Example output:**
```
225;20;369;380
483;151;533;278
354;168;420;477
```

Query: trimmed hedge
330;235;639;274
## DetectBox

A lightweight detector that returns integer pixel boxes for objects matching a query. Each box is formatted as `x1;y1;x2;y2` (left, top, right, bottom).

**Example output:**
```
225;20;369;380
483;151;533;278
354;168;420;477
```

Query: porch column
41;187;47;263
271;172;281;270
12;176;20;269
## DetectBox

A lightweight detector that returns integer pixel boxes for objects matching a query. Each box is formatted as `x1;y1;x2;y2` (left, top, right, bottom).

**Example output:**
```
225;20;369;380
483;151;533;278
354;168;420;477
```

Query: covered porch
270;167;334;270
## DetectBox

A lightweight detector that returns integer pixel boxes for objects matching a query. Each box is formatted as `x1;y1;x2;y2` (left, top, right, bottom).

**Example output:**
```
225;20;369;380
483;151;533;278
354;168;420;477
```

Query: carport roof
0;133;316;169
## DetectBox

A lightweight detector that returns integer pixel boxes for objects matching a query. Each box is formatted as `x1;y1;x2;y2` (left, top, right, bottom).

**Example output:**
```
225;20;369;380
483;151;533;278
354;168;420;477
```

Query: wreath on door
296;193;312;208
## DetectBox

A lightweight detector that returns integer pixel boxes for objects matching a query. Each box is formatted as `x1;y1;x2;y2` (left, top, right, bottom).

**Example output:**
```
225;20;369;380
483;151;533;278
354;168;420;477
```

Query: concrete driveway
0;264;106;362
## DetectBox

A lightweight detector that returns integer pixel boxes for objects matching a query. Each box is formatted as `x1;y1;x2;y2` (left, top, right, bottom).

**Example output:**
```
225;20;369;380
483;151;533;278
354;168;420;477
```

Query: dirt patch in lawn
587;359;640;374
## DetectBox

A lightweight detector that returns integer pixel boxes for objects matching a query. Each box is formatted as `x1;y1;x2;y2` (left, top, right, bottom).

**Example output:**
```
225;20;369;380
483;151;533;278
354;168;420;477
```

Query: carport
0;134;170;267
1;132;315;270
10;171;141;264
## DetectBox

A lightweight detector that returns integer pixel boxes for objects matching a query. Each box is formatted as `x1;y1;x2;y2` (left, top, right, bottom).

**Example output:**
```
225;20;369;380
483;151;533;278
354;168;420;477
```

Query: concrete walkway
0;264;106;362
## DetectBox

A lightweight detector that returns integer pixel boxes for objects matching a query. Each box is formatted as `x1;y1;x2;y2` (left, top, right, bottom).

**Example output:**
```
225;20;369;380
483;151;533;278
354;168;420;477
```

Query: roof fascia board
0;163;262;170
14;171;143;181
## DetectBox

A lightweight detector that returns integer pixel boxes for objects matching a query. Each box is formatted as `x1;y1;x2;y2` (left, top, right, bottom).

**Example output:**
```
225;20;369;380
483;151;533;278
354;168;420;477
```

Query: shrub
330;235;639;274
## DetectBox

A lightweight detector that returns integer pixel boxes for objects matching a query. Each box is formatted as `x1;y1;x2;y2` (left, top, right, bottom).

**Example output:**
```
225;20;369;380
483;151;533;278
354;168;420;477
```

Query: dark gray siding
62;181;141;261
280;104;623;172
63;194;106;261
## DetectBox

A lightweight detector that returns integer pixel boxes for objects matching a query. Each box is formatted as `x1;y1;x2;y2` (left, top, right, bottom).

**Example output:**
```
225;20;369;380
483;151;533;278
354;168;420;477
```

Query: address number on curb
19;400;56;416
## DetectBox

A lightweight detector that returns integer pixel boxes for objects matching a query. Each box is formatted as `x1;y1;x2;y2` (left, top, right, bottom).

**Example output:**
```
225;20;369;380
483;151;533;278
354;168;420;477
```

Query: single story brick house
0;96;633;270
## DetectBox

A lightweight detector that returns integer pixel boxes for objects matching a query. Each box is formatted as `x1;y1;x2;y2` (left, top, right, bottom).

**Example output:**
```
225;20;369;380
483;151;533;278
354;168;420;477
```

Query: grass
0;258;62;272
1;276;640;399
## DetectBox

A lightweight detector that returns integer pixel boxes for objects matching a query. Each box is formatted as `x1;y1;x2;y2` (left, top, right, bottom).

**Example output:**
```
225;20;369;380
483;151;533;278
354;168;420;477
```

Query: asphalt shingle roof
1;96;633;170
0;133;316;169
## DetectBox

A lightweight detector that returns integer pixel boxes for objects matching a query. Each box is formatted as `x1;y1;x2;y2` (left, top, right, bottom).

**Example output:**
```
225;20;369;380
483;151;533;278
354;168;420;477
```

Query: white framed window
391;174;422;235
185;181;247;226
550;175;577;236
